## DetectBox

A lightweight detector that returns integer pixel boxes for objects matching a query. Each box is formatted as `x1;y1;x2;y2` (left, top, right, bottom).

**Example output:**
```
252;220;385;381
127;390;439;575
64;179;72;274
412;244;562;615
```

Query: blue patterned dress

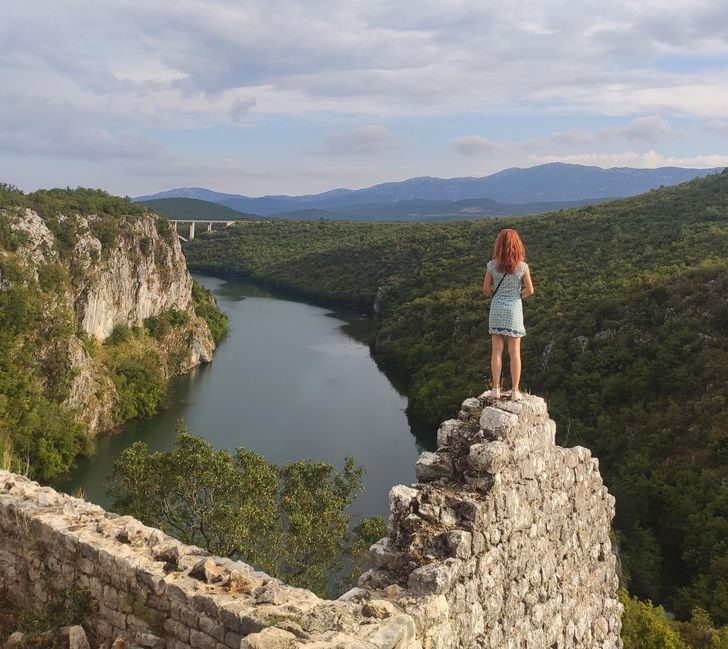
487;260;528;337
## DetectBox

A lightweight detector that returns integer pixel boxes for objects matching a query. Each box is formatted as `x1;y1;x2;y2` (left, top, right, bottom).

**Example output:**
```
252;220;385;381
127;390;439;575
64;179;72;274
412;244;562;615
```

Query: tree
107;422;386;597
620;589;687;649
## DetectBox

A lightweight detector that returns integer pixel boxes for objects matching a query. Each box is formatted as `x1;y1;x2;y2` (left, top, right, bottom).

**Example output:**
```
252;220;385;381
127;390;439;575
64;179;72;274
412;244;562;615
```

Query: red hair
493;229;525;274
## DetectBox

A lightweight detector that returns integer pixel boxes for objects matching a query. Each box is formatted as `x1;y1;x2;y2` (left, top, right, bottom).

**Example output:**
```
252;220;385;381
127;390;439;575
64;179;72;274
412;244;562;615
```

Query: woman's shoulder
519;261;529;274
487;259;495;272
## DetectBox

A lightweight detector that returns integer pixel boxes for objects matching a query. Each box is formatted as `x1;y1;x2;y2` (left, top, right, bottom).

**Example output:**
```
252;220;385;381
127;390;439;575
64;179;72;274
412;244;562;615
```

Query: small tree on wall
107;421;385;597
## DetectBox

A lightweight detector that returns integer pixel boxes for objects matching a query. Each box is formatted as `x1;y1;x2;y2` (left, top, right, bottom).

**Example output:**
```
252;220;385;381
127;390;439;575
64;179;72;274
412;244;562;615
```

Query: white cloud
702;118;728;136
2;1;728;193
449;136;498;156
608;115;673;143
323;125;401;154
527;116;673;151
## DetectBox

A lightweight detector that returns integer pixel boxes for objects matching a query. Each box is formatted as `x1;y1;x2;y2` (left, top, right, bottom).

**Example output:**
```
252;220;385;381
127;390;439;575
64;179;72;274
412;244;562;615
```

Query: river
60;274;430;520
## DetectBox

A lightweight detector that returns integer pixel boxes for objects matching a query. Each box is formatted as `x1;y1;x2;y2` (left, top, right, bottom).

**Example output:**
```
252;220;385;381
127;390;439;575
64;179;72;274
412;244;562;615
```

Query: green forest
136;197;251;221
184;171;728;629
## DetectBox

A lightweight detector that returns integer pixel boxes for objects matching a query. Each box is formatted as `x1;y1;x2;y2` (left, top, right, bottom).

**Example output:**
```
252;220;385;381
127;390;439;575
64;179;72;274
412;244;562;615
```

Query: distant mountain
269;197;611;222
138;198;253;221
134;163;724;216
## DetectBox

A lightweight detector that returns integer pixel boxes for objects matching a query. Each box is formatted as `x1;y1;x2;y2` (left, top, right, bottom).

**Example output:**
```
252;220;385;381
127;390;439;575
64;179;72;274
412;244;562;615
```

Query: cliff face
75;216;193;340
6;206;215;436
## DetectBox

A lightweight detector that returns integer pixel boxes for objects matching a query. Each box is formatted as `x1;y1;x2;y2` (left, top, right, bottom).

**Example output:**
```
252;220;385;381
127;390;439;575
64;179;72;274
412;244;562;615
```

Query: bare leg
491;334;504;396
507;336;522;398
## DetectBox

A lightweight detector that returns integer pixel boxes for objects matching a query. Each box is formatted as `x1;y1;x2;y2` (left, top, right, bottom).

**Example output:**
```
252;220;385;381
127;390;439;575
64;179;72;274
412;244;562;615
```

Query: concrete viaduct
169;219;237;242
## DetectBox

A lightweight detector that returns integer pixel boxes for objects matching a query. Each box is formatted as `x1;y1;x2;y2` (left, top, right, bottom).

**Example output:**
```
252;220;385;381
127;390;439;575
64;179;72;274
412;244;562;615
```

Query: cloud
0;94;168;161
4;1;728;121
229;97;257;122
323;125;401;154
527;116;673;151
2;1;728;194
702;118;728;136
449;135;498;156
605;115;673;143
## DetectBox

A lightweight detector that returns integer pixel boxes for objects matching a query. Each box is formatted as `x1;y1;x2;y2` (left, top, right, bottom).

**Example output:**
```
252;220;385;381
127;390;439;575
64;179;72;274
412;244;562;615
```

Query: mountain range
134;162;723;218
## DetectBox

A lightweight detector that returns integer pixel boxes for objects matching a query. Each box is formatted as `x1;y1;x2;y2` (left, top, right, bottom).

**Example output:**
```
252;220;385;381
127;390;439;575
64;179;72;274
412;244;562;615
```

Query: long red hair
493;229;525;274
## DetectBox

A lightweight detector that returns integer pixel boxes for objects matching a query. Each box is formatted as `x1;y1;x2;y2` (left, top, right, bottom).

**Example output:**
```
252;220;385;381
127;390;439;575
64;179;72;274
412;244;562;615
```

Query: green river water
60;274;433;520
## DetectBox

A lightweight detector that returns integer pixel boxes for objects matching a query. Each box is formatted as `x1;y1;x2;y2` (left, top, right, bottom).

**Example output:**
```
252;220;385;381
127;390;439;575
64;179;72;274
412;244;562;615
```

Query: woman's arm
521;267;534;299
483;269;493;297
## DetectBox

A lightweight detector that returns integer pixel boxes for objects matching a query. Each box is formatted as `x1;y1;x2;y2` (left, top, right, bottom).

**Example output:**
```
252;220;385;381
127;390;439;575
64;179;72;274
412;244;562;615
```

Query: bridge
169;219;236;242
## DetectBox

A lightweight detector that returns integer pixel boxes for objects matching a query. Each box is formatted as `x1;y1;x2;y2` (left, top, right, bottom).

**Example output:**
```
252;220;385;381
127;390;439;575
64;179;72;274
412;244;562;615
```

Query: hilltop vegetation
138;197;251;221
0;185;226;481
185;171;728;624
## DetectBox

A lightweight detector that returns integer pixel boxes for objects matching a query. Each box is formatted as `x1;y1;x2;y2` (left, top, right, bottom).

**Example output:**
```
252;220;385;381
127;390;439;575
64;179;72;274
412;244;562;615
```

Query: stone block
68;625;91;649
407;560;458;595
435;419;460;448
127;613;151;634
223;632;243;649
239;628;297;649
136;632;165;649
458;397;481;420
388;485;419;517
468;441;509;474
98;603;128;630
445;531;472;560
478;408;518;440
415;452;454;482
197;617;224;643
165;618;191;642
369;537;403;569
190;629;217;649
366;614;416;649
362;599;397;619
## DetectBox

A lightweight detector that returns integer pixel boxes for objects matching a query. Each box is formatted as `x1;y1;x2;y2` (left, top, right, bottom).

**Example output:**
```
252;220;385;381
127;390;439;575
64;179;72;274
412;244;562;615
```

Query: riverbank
60;274;422;520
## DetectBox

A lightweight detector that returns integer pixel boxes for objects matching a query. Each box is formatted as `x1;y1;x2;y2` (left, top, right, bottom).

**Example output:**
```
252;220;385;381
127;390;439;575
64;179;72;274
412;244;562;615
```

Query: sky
2;0;728;197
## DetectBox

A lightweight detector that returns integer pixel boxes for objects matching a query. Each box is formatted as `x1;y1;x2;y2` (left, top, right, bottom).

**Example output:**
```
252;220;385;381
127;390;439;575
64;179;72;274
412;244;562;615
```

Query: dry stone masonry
0;393;622;648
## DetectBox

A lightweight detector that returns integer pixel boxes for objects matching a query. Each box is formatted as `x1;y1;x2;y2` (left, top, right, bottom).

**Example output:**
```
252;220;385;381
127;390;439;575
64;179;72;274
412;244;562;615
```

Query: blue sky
2;0;728;196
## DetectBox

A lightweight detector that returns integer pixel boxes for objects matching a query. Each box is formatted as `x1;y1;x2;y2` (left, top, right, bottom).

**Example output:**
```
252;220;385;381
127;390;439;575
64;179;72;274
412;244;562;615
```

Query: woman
482;228;534;401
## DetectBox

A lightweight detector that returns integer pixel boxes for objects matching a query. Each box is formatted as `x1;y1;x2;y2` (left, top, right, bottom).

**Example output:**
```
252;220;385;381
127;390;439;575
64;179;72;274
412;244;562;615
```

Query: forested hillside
185;170;728;624
0;186;226;482
137;197;251;220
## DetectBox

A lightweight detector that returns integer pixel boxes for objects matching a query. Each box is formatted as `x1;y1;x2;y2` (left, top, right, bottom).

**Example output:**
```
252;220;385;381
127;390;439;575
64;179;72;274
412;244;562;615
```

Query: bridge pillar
207;222;212;232
189;222;195;240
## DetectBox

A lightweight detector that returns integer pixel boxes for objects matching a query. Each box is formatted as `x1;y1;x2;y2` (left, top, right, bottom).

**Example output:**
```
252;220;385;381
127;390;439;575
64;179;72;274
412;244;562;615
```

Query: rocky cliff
0;192;220;478
0;393;621;648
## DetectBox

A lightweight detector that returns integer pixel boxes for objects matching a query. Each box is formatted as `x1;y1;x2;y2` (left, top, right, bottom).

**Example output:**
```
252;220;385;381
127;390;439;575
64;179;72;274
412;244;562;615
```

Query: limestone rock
361;599;397;619
68;626;91;649
6;632;26;649
436;419;460;448
189;558;223;583
415;452;454;482
479;407;519;440
407;561;458;596
468;441;509;474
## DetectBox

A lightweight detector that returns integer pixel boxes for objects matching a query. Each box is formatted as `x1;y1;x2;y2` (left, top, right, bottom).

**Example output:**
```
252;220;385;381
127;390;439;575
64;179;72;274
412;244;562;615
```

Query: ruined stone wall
0;394;622;648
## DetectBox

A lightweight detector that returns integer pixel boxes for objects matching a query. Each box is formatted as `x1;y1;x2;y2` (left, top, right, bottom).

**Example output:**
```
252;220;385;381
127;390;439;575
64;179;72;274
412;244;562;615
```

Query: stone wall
0;393;622;648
